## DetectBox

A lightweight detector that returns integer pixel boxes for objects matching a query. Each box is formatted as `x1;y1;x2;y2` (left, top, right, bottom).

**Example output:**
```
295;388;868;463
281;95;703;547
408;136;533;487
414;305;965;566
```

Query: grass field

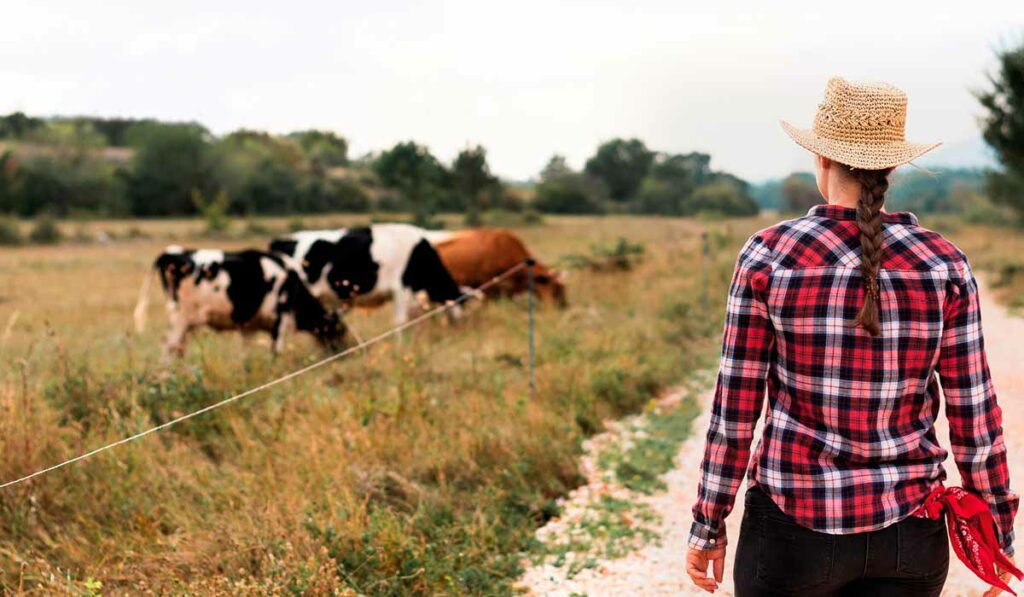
0;214;764;595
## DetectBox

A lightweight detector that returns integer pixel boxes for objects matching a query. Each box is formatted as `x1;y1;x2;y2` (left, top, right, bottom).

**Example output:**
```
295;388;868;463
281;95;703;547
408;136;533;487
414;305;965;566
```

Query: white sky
2;1;1022;182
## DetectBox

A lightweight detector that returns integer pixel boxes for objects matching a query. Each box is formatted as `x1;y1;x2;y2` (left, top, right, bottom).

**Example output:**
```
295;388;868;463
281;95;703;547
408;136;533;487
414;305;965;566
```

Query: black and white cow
134;246;347;357
269;223;464;325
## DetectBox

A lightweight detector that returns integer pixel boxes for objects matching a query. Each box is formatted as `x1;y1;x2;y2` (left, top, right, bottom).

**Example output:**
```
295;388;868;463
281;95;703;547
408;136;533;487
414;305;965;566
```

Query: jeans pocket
897;516;949;578
755;512;836;592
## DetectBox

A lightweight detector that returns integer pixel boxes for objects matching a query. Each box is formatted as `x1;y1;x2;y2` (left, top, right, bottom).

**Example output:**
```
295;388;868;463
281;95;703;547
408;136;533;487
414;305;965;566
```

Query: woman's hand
983;555;1018;597
686;545;727;593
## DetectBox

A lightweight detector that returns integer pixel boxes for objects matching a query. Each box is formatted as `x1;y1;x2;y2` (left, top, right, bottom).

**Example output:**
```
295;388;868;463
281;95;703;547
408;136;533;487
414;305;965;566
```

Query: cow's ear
554;268;570;280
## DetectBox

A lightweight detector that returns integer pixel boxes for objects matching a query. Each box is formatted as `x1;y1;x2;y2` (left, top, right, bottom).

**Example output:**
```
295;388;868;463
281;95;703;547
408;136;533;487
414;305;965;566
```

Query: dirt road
522;277;1023;596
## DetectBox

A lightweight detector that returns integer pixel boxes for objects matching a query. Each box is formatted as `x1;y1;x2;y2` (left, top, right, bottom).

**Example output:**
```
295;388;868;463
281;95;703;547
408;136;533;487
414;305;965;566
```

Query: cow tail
133;265;157;333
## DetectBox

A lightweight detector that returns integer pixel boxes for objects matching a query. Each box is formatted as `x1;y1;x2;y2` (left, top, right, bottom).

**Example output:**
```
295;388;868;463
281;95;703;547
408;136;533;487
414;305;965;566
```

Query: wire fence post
700;231;710;312
526;257;537;401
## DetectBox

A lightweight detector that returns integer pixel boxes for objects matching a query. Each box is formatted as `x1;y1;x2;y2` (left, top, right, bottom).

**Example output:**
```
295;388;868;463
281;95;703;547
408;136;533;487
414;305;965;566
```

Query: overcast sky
3;1;1023;182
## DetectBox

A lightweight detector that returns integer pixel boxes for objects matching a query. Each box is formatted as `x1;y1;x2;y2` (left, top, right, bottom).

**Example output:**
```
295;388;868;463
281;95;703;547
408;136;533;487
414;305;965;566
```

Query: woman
685;77;1019;596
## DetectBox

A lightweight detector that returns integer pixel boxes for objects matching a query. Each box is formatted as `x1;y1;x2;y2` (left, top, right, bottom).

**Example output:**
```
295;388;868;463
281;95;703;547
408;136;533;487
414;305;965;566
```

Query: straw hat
781;77;941;170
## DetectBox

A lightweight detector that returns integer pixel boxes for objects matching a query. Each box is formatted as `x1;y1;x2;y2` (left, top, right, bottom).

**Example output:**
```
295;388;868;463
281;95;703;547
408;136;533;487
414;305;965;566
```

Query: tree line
4;34;1020;227
0;112;758;225
755;167;1010;224
534;140;758;217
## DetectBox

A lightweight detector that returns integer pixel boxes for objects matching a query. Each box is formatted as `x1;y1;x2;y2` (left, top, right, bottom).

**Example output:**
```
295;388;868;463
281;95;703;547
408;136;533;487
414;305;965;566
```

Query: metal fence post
526;257;537;401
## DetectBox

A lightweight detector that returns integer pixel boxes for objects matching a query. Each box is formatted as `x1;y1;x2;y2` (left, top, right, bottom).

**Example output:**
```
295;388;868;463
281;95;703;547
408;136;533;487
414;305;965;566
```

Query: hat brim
780;121;942;170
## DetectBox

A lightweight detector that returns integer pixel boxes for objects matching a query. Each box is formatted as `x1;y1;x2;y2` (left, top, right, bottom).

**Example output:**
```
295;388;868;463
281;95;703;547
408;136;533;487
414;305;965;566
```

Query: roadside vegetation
524;371;711;584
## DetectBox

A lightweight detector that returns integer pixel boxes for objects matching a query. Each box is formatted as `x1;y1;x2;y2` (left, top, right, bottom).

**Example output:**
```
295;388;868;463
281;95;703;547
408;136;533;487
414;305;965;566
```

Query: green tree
125;122;216;216
0;151;16;213
584;138;654;201
534;155;606;214
4;123;126;216
684;181;759;217
631;152;711;215
373;141;447;226
452;145;498;226
215;130;307;214
886;168;986;214
781;172;820;213
978;40;1024;223
288;130;349;169
0;112;44;139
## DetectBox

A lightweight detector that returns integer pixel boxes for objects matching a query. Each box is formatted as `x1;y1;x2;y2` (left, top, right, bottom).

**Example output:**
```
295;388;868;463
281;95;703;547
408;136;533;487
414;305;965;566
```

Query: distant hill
917;137;997;171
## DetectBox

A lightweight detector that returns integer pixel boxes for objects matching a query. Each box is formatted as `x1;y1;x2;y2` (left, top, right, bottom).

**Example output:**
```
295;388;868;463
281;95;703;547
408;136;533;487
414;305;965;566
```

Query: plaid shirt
689;204;1018;555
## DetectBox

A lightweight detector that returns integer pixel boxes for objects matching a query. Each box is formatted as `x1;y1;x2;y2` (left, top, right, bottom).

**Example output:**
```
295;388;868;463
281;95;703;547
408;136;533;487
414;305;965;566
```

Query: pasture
0;214;760;595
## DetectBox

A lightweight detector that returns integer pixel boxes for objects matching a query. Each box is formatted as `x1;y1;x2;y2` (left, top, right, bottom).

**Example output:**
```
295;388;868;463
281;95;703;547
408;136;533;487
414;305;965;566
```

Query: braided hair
850;166;894;337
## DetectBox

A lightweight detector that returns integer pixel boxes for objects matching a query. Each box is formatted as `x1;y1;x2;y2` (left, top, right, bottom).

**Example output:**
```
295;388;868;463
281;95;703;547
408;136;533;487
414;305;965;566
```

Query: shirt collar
807;203;918;226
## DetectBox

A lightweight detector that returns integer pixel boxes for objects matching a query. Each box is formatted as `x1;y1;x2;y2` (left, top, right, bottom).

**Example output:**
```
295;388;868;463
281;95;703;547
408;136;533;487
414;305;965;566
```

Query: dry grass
0;214;768;595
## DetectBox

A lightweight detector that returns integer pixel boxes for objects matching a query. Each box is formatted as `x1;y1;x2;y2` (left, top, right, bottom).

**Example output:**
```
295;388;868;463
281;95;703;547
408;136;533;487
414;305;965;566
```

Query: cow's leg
273;313;296;355
162;311;190;361
446;302;464;324
393;287;411;327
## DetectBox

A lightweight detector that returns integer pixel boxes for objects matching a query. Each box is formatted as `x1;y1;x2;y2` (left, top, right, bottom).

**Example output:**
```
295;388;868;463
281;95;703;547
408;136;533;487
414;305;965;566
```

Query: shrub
481;208;545;228
686;182;759;217
534;178;606;214
561;238;645;272
0;215;22;245
244;218;272;237
28;212;62;244
192;189;231;236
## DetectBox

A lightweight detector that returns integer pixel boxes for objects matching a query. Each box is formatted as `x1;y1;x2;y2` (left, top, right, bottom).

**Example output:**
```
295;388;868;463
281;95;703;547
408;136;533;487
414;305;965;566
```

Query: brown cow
432;228;566;306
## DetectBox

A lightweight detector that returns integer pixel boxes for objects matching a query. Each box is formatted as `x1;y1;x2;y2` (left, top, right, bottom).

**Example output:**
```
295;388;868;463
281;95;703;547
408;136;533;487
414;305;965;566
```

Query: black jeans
734;486;949;596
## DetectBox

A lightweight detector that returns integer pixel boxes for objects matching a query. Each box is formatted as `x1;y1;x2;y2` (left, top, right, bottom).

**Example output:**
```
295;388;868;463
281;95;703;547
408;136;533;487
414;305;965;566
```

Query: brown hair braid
850;166;894;337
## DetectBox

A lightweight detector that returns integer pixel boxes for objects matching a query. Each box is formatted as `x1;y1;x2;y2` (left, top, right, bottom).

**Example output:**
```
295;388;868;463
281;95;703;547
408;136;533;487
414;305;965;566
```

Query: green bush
561;238;645;272
244;218;272;237
687;182;759;217
481;208;545;227
0;215;22;245
534;178;606;214
28;212;62;244
192;189;231;235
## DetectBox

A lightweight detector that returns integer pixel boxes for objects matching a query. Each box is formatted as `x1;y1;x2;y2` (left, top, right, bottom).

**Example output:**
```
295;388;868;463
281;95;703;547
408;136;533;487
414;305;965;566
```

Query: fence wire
0;260;530;490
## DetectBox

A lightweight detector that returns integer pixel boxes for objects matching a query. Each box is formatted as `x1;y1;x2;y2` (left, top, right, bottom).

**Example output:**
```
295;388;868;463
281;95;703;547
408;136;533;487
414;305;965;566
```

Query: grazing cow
269;223;464;325
134;246;347;357
432;228;567;306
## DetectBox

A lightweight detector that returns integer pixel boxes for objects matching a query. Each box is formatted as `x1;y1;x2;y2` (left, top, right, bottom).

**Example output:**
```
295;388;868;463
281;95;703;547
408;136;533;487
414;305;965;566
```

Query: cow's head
531;265;568;308
313;310;349;352
153;250;195;299
282;269;350;351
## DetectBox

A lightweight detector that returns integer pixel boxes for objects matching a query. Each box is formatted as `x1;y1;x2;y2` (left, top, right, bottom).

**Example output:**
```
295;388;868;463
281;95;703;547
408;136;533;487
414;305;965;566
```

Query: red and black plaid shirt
689;204;1018;555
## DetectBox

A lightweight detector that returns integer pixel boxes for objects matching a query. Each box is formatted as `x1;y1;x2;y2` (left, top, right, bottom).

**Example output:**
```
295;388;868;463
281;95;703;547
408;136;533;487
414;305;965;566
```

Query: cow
431;228;567;306
133;246;347;358
269;223;465;325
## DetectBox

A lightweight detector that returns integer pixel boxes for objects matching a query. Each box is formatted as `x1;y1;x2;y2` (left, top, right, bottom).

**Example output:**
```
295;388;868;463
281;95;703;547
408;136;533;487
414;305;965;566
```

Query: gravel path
521;277;1024;596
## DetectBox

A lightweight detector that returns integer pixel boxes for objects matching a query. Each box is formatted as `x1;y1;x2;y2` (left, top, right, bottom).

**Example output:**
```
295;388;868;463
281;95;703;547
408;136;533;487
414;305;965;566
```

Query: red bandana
918;487;1023;594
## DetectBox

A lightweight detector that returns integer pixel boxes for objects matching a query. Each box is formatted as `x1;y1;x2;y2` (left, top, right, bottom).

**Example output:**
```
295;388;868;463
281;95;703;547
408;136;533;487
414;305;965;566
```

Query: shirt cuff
1002;528;1015;558
688;519;726;550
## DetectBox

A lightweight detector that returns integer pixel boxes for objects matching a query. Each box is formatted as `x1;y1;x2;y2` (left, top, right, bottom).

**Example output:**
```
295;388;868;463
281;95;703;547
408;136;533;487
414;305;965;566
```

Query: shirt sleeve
688;233;774;550
937;255;1019;556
